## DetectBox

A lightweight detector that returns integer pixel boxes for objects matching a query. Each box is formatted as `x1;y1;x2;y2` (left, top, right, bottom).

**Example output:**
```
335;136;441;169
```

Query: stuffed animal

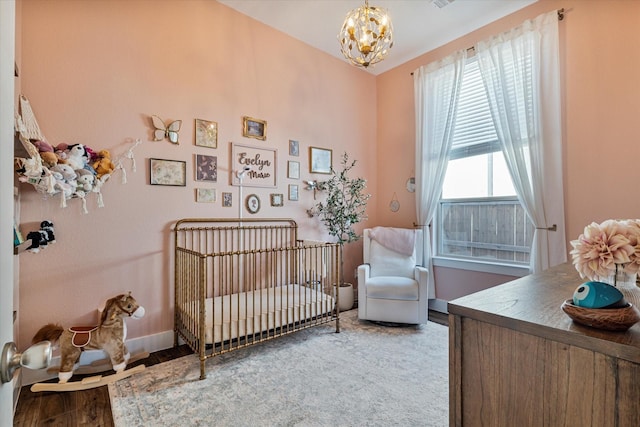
92;149;116;179
32;140;54;153
40;220;56;244
75;169;95;192
40;152;59;168
26;230;49;253
65;144;89;170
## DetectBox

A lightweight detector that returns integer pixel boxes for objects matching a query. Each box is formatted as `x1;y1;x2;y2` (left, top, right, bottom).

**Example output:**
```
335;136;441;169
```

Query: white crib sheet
185;284;335;345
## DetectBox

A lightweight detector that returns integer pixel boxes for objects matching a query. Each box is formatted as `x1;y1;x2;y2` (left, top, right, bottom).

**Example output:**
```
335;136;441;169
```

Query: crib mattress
182;284;335;345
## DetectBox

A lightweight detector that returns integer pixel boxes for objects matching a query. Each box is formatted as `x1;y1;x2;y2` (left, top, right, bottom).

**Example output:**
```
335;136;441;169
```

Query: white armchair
357;228;428;324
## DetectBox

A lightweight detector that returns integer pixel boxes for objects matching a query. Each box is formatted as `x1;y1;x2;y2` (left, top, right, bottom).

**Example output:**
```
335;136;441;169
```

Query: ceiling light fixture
337;0;393;69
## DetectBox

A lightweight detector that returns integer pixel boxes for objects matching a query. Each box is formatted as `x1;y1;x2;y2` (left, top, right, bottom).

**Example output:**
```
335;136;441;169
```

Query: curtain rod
410;8;565;76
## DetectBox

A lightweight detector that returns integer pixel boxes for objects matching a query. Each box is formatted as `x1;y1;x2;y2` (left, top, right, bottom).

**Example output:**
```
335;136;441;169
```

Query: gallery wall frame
230;143;277;188
287;160;300;180
222;192;233;207
195;154;217;182
270;193;284;207
309;147;332;174
242;116;267;141
196;188;216;203
288;184;299;201
150;158;186;186
195;118;218;148
289;139;299;156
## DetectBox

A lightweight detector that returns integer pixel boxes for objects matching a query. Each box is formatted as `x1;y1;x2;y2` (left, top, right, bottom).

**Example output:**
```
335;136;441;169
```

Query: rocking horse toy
30;292;148;392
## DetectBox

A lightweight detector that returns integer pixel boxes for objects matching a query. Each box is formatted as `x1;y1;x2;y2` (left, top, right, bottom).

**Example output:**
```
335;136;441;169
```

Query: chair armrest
414;266;429;299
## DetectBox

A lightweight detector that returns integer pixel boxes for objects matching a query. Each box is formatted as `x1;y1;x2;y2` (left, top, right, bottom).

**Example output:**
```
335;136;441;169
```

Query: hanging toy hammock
14;95;141;214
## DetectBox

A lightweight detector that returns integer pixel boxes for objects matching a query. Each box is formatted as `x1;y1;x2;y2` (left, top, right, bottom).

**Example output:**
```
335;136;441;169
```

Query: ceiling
218;0;538;75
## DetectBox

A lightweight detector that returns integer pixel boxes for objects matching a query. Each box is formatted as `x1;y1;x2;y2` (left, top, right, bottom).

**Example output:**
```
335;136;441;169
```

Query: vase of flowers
570;219;640;300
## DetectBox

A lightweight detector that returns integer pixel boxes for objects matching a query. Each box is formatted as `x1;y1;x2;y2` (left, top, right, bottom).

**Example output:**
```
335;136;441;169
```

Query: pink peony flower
570;219;636;280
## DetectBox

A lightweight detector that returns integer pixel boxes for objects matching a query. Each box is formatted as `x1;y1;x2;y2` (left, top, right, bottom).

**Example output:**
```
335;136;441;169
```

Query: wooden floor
13;311;448;426
13;345;194;427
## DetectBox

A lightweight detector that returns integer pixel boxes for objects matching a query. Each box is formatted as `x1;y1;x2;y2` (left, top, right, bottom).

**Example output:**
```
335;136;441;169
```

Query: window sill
432;256;529;277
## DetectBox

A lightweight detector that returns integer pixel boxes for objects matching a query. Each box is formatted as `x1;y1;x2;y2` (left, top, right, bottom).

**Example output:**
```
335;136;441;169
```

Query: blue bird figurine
572;281;624;308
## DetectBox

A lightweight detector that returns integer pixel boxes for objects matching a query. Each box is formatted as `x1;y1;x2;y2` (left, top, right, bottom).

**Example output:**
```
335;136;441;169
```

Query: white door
1;1;16;424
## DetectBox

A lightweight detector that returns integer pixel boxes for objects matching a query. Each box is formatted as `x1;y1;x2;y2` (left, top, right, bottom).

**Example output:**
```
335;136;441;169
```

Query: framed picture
242;116;267;141
288;184;299;201
289;140;299;156
246;194;261;214
150;158;186;186
196;188;216;203
222;192;233;207
231;143;277;188
195;118;217;148
309;147;332;174
287;161;300;180
195;154;217;182
270;193;284;207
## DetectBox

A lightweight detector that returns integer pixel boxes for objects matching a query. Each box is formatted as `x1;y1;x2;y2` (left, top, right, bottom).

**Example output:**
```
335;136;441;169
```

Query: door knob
1;341;51;383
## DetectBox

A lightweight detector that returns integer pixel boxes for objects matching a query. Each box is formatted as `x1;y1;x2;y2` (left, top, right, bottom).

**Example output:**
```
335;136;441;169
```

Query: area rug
109;310;449;426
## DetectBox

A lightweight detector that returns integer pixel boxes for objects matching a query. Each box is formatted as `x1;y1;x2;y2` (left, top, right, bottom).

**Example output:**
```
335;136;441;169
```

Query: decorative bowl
561;299;640;331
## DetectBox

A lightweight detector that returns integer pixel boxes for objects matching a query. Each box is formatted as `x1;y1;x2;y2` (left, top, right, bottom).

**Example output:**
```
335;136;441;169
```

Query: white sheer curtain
413;50;466;298
476;10;566;273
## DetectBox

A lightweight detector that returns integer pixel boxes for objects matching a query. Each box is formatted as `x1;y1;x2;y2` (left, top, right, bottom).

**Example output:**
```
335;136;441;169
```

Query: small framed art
309;147;332;174
196;188;216;203
246;194;261;214
270;193;284;207
289;140;299;156
242;116;267;141
150;158;186;186
222;192;233;207
287;161;300;180
195;118;217;148
195;154;217;182
288;184;299;201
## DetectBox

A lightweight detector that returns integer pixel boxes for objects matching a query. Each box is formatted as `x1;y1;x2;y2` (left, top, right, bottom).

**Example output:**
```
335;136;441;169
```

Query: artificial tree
312;152;370;296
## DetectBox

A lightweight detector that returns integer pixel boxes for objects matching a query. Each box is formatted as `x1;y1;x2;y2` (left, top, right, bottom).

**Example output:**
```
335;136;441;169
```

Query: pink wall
375;0;640;299
18;0;640;347
16;0;378;349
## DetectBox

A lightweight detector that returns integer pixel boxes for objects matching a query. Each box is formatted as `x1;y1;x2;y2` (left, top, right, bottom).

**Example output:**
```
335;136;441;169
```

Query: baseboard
21;330;175;386
428;298;448;314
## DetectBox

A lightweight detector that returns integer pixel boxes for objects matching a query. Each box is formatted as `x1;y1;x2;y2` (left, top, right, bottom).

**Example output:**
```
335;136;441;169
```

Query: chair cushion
365;276;419;301
369;239;415;278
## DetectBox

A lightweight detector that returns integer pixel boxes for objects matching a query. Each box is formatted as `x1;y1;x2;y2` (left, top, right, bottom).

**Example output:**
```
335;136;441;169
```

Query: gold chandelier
338;0;393;69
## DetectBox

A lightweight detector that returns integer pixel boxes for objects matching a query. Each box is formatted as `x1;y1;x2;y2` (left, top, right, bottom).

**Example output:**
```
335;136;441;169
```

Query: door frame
1;0;17;423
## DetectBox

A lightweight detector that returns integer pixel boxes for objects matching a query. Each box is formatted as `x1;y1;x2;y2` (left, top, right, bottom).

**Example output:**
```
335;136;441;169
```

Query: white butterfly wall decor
151;115;182;144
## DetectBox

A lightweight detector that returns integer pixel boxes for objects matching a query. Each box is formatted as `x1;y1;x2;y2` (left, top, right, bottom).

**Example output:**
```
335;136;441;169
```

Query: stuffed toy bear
40;152;59;168
92;149;116;179
75;169;95;192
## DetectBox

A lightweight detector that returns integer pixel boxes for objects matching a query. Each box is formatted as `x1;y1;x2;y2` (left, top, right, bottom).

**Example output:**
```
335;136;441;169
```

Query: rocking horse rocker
30;292;148;392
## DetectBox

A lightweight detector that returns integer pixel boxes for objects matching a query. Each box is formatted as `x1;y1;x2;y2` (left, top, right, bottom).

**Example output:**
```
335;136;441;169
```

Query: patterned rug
109;310;449;426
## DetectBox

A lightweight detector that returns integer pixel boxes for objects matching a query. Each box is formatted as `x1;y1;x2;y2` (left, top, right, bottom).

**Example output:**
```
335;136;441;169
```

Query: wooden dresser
448;262;640;426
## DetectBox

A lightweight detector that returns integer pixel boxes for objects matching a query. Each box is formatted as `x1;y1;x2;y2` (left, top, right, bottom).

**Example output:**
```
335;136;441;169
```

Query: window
435;57;534;267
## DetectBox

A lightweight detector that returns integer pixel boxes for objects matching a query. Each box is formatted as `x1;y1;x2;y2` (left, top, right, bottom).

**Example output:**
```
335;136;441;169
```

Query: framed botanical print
196;188;216;203
270;193;284;207
287;161;300;180
222;192;233;207
309;147;332;174
289;139;299;156
288;184;299;201
195;154;217;182
195;118;217;148
150;158;186;186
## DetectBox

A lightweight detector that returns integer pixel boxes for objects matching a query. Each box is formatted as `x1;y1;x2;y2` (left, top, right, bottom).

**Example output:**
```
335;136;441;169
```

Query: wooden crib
173;218;341;379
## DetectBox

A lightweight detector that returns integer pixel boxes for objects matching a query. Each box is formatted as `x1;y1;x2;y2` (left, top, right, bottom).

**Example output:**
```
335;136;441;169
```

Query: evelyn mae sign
231;143;277;188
